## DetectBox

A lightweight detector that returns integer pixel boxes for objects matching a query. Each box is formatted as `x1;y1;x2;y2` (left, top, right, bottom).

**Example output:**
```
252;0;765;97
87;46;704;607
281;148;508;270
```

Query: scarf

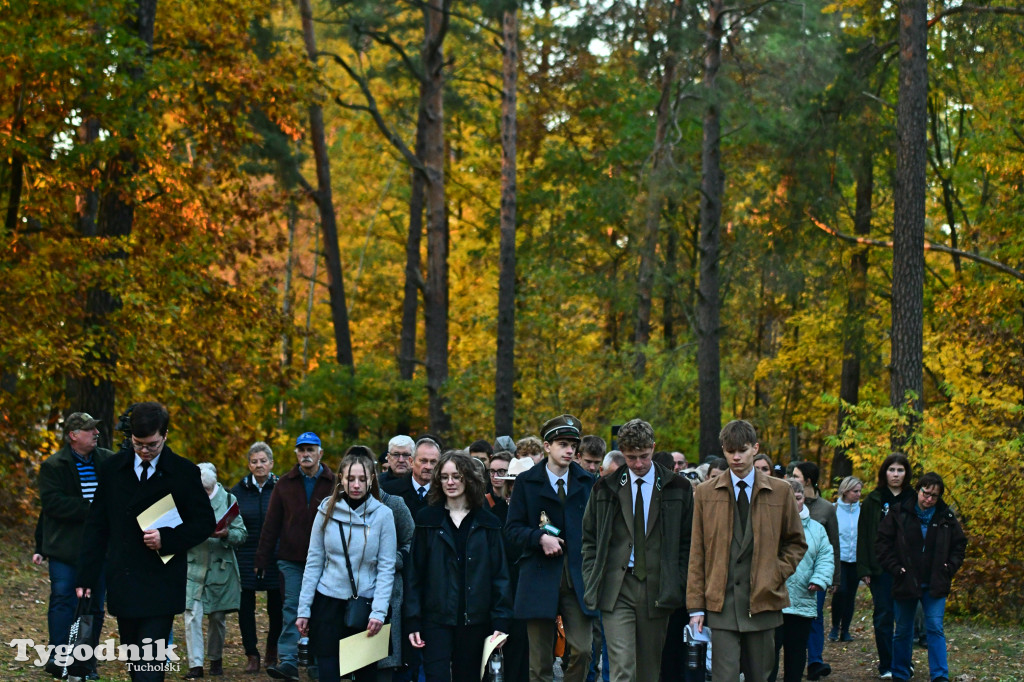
915;503;936;539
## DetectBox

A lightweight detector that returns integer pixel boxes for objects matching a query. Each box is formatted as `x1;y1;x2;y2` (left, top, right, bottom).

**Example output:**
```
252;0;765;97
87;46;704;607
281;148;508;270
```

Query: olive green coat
186;484;247;613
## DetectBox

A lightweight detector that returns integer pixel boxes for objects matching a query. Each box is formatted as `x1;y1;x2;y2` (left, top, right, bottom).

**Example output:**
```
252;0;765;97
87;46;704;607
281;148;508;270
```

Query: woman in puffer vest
770;478;834;682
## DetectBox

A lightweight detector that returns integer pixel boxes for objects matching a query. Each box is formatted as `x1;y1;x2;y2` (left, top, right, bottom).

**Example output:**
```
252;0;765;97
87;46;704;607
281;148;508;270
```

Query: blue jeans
48;560;105;652
869;572;895;674
277;560;305;667
586;614;610;682
894;593;948;681
807;589;826;665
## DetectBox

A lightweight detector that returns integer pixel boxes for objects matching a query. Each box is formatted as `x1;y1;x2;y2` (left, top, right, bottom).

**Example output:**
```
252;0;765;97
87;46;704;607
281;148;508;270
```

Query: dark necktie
417;486;426;500
557;479;566;504
140;460;150;484
633;479;646;581
737;480;750;531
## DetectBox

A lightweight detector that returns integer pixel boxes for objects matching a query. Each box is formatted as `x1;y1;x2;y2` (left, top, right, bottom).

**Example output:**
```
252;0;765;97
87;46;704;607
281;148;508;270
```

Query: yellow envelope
338;624;391;676
136;493;182;564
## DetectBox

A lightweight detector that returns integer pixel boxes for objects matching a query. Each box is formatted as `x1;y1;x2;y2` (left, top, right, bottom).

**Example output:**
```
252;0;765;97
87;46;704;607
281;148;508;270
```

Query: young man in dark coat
38;412;114;679
581;418;693;682
505;414;596;682
76;402;216;682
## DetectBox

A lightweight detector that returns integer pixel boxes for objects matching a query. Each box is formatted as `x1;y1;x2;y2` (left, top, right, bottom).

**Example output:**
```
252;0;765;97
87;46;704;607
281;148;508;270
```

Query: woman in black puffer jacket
877;472;967;682
230;442;282;673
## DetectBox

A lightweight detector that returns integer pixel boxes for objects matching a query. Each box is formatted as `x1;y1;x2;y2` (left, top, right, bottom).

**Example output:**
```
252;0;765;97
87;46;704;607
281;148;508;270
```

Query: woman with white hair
183;462;247;679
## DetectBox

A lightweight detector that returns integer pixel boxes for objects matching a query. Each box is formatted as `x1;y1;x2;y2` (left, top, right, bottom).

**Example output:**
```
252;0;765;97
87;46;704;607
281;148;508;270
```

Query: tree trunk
66;0;158;446
298;0;355;370
834;148;873;480
633;47;677;378
422;0;452;437
890;0;928;447
662;209;679;349
494;7;518;438
697;0;725;460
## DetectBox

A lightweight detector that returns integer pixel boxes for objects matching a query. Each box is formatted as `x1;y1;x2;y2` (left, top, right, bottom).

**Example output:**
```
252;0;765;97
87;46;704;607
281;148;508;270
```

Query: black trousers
420;622;490;682
830;562;859;635
117;614;175;682
239;588;283;656
661;606;689;682
770;613;813;682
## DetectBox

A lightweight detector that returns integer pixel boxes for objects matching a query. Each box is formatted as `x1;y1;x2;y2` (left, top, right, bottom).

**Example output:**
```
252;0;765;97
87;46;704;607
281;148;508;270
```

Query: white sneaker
879;673;893;680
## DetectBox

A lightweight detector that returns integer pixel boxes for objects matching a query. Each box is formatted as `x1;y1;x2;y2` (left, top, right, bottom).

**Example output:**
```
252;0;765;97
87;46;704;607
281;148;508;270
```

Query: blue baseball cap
295;432;322;447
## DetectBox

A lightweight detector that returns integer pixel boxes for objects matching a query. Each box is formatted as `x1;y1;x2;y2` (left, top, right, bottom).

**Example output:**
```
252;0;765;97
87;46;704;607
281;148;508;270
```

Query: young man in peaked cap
506;415;597;682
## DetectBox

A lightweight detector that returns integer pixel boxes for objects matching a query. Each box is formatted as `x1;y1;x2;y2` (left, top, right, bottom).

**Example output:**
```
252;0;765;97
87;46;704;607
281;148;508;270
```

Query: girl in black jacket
406;451;512;682
877;472;967;682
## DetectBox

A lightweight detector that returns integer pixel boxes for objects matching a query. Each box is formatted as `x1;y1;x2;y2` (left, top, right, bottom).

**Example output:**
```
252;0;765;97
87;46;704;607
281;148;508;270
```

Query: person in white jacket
770;479;834;682
829;476;863;643
296;450;397;682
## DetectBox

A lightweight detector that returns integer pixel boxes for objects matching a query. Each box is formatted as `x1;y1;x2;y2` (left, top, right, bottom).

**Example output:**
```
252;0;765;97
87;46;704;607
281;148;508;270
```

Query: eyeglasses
132;436;164;453
489;469;508;477
439;473;463;482
920;491;941;500
388;452;413;459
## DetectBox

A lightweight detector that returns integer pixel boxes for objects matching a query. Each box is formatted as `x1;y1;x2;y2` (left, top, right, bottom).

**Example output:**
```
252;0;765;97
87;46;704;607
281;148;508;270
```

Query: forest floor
1;524;1022;681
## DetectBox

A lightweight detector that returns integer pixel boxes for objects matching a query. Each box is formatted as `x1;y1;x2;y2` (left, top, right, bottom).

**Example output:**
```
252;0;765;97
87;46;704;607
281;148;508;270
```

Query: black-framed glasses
388;452;413;459
132;436;165;453
490;468;508;477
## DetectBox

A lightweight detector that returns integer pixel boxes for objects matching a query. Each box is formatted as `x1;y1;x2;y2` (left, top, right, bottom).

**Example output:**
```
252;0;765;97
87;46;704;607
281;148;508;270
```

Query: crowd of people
33;403;968;682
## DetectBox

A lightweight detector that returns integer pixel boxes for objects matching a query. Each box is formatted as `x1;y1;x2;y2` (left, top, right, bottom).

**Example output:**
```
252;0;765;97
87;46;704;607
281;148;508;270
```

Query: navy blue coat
231;473;280;591
504;460;597;619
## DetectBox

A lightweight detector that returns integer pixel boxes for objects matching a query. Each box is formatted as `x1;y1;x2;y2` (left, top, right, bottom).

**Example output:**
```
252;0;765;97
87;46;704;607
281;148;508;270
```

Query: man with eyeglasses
76;402;215;682
379;434;415;485
255;432;335;681
37;412;114;680
382;436;441;520
485;451;513;523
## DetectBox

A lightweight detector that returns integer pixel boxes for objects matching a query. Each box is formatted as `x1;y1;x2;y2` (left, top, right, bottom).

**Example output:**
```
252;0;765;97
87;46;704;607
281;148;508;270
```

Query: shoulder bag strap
336;518;360;596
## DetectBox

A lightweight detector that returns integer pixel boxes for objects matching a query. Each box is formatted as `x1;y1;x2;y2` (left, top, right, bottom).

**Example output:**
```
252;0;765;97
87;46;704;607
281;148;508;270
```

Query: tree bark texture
494;8;518;438
834;148;873;481
697;0;724;460
890;0;928;446
422;0;452;437
633;44;677;378
298;0;355;369
67;0;158;446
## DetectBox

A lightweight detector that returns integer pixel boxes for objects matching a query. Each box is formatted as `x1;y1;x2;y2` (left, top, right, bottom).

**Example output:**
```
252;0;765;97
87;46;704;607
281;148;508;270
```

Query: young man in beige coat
687;420;806;682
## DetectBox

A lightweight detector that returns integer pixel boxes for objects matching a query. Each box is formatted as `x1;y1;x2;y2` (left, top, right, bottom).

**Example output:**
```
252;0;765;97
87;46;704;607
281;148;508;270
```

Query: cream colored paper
337;624;391;676
136;493;182;564
479;632;508;680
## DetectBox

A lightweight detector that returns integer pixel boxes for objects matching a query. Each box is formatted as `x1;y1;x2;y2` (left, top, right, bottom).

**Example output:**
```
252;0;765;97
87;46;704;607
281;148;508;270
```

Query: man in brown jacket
254;432;335;681
687;420;806;682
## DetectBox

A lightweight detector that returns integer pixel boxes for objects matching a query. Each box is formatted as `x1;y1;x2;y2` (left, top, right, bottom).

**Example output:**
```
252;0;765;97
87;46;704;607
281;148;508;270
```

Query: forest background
2;0;1024;621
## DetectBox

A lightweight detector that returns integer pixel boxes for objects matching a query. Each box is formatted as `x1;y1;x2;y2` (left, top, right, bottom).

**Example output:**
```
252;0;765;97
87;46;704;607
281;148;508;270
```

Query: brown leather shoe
184;667;204;679
209;659;223;676
244;653;260;673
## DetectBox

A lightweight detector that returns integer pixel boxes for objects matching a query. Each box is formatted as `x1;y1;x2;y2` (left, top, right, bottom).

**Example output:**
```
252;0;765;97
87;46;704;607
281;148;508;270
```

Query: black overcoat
77;445;216;618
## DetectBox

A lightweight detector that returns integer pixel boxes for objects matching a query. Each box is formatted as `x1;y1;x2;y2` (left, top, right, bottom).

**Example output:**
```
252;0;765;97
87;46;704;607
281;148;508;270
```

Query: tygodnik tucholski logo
8;637;181;673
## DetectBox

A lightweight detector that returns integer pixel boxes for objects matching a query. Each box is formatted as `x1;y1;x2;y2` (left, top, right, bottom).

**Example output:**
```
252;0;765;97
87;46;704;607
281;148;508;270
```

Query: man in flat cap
36;412;115;679
506;415;597;682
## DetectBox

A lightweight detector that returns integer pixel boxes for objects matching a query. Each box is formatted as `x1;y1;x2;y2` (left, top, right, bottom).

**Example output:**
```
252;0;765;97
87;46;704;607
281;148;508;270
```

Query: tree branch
808;212;1024;282
929;4;1024;27
320;51;425;174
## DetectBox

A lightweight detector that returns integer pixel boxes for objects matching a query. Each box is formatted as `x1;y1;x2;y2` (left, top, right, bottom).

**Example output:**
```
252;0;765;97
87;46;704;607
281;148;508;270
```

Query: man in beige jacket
687;420;806;682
